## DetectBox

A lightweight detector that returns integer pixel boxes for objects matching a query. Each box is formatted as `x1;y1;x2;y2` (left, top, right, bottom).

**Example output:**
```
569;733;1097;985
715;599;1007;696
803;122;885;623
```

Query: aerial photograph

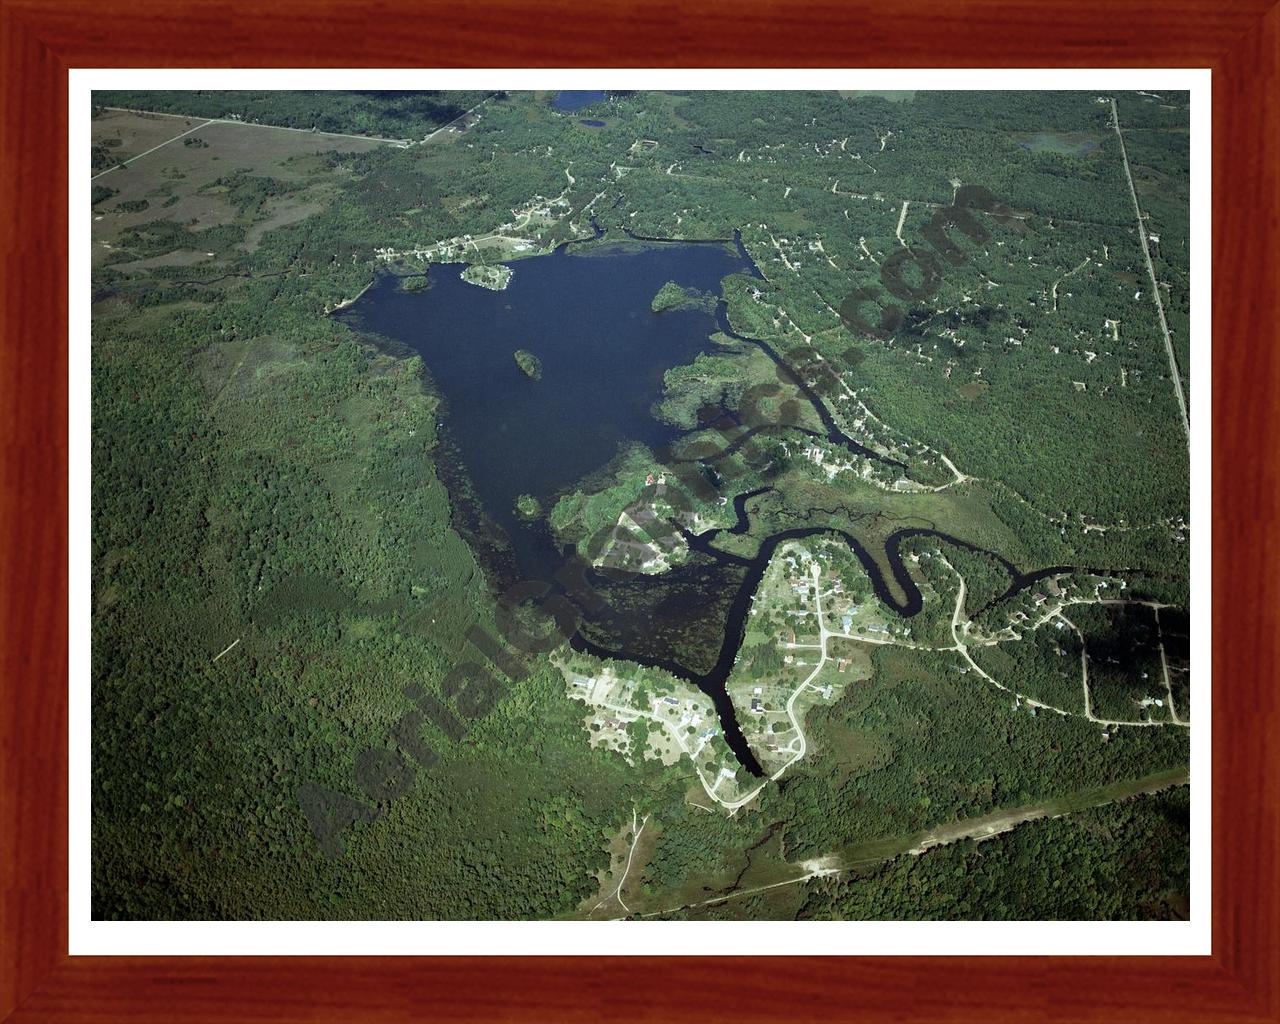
90;88;1192;922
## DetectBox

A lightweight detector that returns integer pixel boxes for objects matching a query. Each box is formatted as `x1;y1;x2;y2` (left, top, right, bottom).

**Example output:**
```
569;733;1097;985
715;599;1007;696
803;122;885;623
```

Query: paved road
101;107;410;146
92;118;214;180
419;94;496;143
1110;97;1190;446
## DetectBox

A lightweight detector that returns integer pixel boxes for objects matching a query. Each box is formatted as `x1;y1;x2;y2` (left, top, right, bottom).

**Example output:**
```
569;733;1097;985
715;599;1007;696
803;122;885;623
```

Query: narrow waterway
338;226;1132;779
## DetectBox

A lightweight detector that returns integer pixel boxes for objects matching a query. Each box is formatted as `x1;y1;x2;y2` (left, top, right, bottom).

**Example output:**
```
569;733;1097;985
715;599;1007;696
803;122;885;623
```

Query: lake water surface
552;91;606;112
337;235;1101;777
337;239;752;585
338;236;783;767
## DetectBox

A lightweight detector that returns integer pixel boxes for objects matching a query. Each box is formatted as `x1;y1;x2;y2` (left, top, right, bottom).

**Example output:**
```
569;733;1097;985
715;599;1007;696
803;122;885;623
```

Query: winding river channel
340;226;1124;778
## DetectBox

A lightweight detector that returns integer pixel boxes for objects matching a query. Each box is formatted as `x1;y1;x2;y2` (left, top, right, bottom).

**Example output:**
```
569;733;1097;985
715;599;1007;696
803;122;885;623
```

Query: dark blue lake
337;239;753;583
334;234;1076;778
553;90;606;112
338;236;779;771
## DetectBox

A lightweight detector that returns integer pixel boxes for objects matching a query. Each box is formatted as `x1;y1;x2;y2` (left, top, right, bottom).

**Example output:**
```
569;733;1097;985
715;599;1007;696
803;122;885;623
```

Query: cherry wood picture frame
2;1;1276;1020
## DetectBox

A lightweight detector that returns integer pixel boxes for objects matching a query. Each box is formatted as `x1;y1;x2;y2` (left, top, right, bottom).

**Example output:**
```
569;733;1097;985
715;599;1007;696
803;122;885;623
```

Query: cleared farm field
108;248;216;274
241;196;328;252
90;112;388;266
92;107;204;166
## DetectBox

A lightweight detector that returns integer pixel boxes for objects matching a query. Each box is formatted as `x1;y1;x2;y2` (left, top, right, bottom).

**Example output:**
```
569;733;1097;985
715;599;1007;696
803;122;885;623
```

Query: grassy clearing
839;90;917;102
92;108;201;166
240;193;327;251
1010;131;1103;157
91;115;383;263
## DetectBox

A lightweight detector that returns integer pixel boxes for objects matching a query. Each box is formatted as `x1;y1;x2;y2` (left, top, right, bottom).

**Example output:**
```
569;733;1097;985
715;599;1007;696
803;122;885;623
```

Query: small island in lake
651;280;716;313
514;349;543;380
461;264;513;291
514;493;541;519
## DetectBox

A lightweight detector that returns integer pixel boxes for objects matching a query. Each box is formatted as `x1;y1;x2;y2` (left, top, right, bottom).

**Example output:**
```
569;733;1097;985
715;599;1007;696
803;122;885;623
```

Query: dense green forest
796;788;1190;921
90;89;1192;922
772;643;1186;858
639;786;1189;921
